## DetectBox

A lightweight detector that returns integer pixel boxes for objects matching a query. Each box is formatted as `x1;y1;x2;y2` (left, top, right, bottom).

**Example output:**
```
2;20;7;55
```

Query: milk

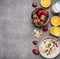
51;1;60;14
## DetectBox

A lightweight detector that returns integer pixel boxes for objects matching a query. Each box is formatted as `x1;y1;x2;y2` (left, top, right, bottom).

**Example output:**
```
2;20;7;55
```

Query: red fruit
43;10;48;16
32;2;37;7
35;8;41;13
43;26;48;31
37;10;43;16
40;14;46;21
32;49;39;55
32;18;36;23
40;21;45;25
32;40;37;45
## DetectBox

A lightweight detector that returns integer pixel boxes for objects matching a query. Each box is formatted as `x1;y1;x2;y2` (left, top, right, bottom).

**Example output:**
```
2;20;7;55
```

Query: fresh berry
37;18;40;22
33;19;38;25
43;26;48;31
33;14;38;19
32;18;37;23
32;49;39;55
32;18;35;23
40;21;45;25
32;2;37;7
32;40;37;45
35;8;41;13
43;10;48;16
37;10;43;16
40;15;46;21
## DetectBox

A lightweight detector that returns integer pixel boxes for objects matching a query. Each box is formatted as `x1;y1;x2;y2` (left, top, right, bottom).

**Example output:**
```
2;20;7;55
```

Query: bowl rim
39;36;60;58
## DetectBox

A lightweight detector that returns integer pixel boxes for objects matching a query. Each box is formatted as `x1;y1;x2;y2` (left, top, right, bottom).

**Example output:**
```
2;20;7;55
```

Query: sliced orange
50;27;60;36
51;16;60;26
40;0;51;8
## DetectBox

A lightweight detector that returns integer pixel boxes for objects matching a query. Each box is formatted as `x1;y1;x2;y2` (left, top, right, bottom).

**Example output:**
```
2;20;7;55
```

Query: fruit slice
40;15;46;21
33;14;38;18
50;27;60;36
40;21;45;25
51;16;60;26
40;0;51;8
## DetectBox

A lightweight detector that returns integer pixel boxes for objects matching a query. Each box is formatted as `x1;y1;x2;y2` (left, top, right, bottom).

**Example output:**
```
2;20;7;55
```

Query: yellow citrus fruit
40;0;51;8
51;16;60;26
50;27;60;36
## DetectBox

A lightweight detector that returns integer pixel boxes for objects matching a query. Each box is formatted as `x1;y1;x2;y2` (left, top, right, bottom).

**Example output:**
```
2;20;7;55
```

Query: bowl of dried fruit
31;8;49;27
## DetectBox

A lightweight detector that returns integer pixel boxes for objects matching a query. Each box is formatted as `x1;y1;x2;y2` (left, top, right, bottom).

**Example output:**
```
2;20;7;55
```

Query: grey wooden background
0;0;60;59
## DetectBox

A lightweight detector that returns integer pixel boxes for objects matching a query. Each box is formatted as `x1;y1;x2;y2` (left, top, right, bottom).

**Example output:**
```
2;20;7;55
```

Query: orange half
40;0;51;8
51;16;60;26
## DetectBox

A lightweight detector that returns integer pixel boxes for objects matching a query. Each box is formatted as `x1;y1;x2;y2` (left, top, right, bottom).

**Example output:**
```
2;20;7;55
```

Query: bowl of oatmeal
39;36;60;58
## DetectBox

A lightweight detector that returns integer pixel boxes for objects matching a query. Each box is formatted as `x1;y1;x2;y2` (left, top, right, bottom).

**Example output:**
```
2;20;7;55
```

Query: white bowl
39;36;60;58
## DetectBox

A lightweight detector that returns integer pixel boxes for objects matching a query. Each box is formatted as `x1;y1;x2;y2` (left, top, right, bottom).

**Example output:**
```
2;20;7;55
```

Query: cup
51;1;60;14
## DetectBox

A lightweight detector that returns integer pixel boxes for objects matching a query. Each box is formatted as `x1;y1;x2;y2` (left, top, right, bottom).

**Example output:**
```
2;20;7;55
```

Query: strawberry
37;10;43;16
32;18;35;23
32;49;39;55
32;40;37;45
33;14;38;19
43;10;48;16
32;18;37;22
43;26;48;31
37;18;40;22
35;8;41;13
40;21;45;25
40;15;46;21
32;2;37;7
33;19;38;25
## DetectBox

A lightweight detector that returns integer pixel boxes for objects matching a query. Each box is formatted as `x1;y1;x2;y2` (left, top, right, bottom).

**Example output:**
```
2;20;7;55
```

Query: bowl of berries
31;8;49;27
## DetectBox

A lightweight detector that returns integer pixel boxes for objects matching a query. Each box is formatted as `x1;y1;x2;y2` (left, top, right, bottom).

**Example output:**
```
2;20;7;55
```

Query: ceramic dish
31;8;49;27
39;36;60;58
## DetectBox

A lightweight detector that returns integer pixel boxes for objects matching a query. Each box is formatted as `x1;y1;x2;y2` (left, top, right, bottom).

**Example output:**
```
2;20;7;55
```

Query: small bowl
31;8;49;27
39;36;60;58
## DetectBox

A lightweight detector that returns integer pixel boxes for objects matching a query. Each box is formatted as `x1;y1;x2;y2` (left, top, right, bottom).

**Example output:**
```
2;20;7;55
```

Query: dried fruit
32;49;39;55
